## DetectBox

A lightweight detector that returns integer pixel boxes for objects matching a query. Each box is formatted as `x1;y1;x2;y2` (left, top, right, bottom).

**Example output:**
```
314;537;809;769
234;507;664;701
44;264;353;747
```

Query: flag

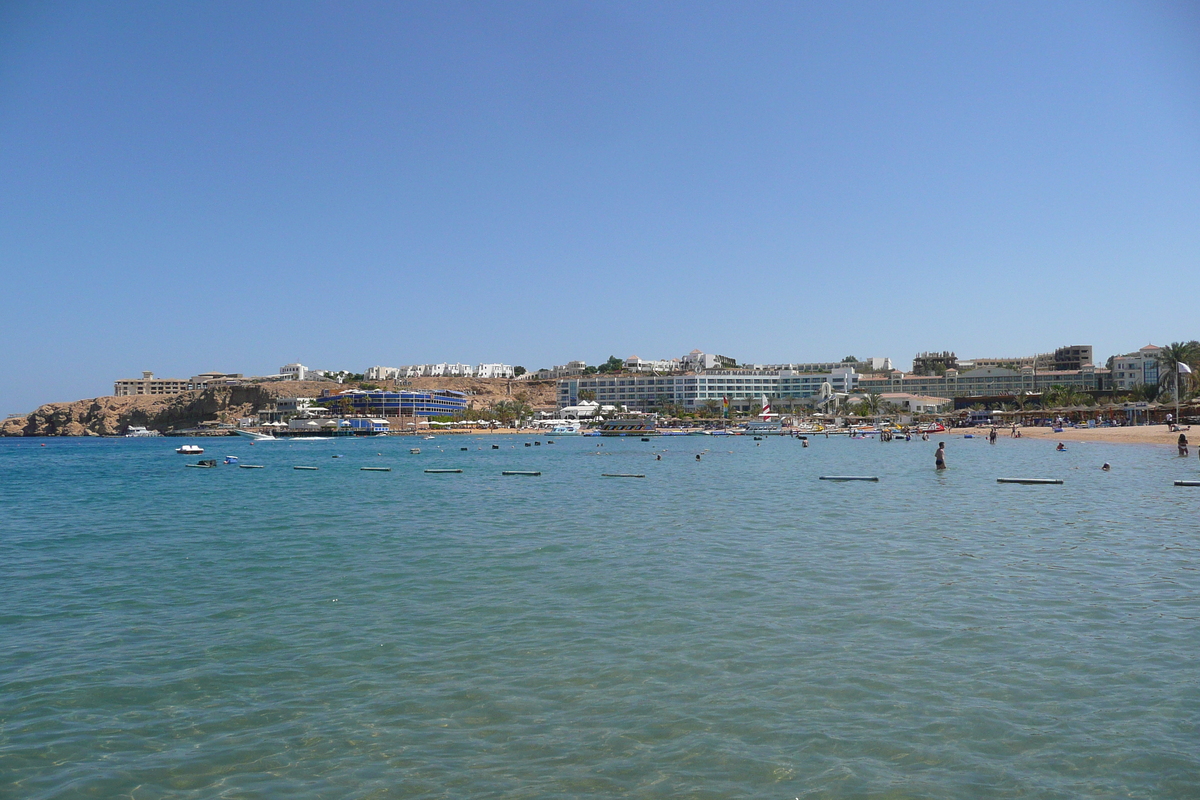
722;396;729;419
1179;363;1193;375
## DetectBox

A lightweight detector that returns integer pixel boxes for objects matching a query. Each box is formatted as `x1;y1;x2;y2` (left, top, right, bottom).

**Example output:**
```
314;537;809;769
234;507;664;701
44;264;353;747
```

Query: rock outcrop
1;378;559;436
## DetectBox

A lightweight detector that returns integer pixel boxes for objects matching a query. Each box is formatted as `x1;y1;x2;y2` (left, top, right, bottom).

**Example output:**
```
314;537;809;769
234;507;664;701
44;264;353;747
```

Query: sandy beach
989;423;1193;447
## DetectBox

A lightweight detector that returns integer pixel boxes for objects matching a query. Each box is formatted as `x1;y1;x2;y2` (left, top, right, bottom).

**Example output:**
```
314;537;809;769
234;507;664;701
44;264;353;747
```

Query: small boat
550;424;581;435
423;435;436;440
224;455;239;464
186;459;218;468
176;445;204;455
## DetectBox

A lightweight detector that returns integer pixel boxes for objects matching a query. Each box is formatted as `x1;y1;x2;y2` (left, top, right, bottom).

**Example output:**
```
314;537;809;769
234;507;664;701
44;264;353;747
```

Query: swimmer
1056;442;1066;451
696;454;701;461
656;454;661;460
935;442;946;470
1101;463;1111;471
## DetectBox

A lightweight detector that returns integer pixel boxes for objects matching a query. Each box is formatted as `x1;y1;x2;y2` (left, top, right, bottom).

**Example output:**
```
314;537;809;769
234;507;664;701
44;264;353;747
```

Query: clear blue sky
2;1;1198;412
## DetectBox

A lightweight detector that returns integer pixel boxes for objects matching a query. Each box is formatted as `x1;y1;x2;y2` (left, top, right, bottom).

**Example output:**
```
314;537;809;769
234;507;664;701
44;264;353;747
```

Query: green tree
582;365;598;375
597;356;624;374
577;389;596;402
1128;382;1163;403
513;366;527;377
842;356;858;363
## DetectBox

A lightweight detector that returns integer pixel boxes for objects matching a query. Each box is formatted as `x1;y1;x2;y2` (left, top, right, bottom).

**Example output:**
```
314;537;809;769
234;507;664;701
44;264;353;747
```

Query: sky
2;1;1199;413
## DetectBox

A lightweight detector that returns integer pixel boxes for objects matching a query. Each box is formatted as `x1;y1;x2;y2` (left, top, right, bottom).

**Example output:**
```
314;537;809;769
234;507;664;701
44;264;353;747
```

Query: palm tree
1128;383;1162;403
1157;340;1200;424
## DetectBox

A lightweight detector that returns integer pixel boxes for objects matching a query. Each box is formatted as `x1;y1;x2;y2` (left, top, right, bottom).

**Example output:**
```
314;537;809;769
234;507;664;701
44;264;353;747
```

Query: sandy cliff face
1;378;559;436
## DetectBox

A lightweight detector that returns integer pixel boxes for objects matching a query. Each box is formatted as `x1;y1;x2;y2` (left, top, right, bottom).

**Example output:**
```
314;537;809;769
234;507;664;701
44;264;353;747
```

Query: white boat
125;426;161;437
176;445;204;454
550;424;581;435
235;429;277;441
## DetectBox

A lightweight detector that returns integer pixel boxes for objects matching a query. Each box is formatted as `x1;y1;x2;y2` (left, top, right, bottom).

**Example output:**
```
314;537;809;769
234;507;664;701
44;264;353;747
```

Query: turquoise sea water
2;433;1199;798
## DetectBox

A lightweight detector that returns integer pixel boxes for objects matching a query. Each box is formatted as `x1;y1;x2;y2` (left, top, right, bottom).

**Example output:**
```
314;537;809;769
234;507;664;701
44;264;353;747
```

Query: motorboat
125;426;161;437
550;424;581;435
176;445;204;455
235;429;276;441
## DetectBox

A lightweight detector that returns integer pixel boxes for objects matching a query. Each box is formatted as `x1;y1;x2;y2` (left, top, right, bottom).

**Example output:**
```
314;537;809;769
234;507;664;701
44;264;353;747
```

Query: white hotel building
558;368;860;413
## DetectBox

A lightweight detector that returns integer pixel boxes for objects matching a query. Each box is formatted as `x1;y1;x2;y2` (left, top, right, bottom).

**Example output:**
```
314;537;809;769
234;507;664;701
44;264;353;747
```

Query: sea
2;432;1198;799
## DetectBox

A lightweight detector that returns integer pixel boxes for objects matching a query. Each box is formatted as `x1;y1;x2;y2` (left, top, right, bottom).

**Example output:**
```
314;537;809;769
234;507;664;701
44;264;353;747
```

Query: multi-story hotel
113;372;191;397
1108;345;1162;391
316;388;468;417
856;364;1109;397
558;368;862;413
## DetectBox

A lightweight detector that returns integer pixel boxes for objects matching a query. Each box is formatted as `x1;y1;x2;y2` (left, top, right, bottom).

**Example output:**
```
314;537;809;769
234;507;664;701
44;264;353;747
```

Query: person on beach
1178;433;1188;457
935;442;946;470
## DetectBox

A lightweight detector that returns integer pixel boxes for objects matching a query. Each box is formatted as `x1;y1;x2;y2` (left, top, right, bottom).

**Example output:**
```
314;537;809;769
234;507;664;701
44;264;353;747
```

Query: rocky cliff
1;378;558;436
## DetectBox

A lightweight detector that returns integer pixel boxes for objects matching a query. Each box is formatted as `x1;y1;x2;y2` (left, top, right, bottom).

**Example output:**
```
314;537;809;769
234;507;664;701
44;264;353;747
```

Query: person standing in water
935;442;946;470
1179;433;1189;457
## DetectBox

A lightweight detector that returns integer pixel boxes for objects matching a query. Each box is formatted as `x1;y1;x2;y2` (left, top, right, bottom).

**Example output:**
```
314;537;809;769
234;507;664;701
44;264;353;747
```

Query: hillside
0;378;558;436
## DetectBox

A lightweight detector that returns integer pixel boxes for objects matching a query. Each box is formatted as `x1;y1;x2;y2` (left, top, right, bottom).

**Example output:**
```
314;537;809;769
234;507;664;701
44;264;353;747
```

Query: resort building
188;372;243;389
1108;345;1162;391
367;363;516;380
475;363;516;379
878;393;954;414
113;371;190;397
1052;345;1094;372
280;363;310;381
680;350;738;370
624;356;681;373
557;367;861;413
856;364;1109;398
523;361;589;380
748;357;892;373
315;389;468;417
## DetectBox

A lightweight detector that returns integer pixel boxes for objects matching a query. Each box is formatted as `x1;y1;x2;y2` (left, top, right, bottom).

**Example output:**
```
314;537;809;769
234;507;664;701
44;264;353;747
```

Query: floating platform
819;476;879;482
425;468;463;474
238;465;265;469
410;448;421;454
997;478;1063;485
294;466;318;470
502;470;541;476
602;473;645;478
1174;480;1200;487
361;467;391;472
